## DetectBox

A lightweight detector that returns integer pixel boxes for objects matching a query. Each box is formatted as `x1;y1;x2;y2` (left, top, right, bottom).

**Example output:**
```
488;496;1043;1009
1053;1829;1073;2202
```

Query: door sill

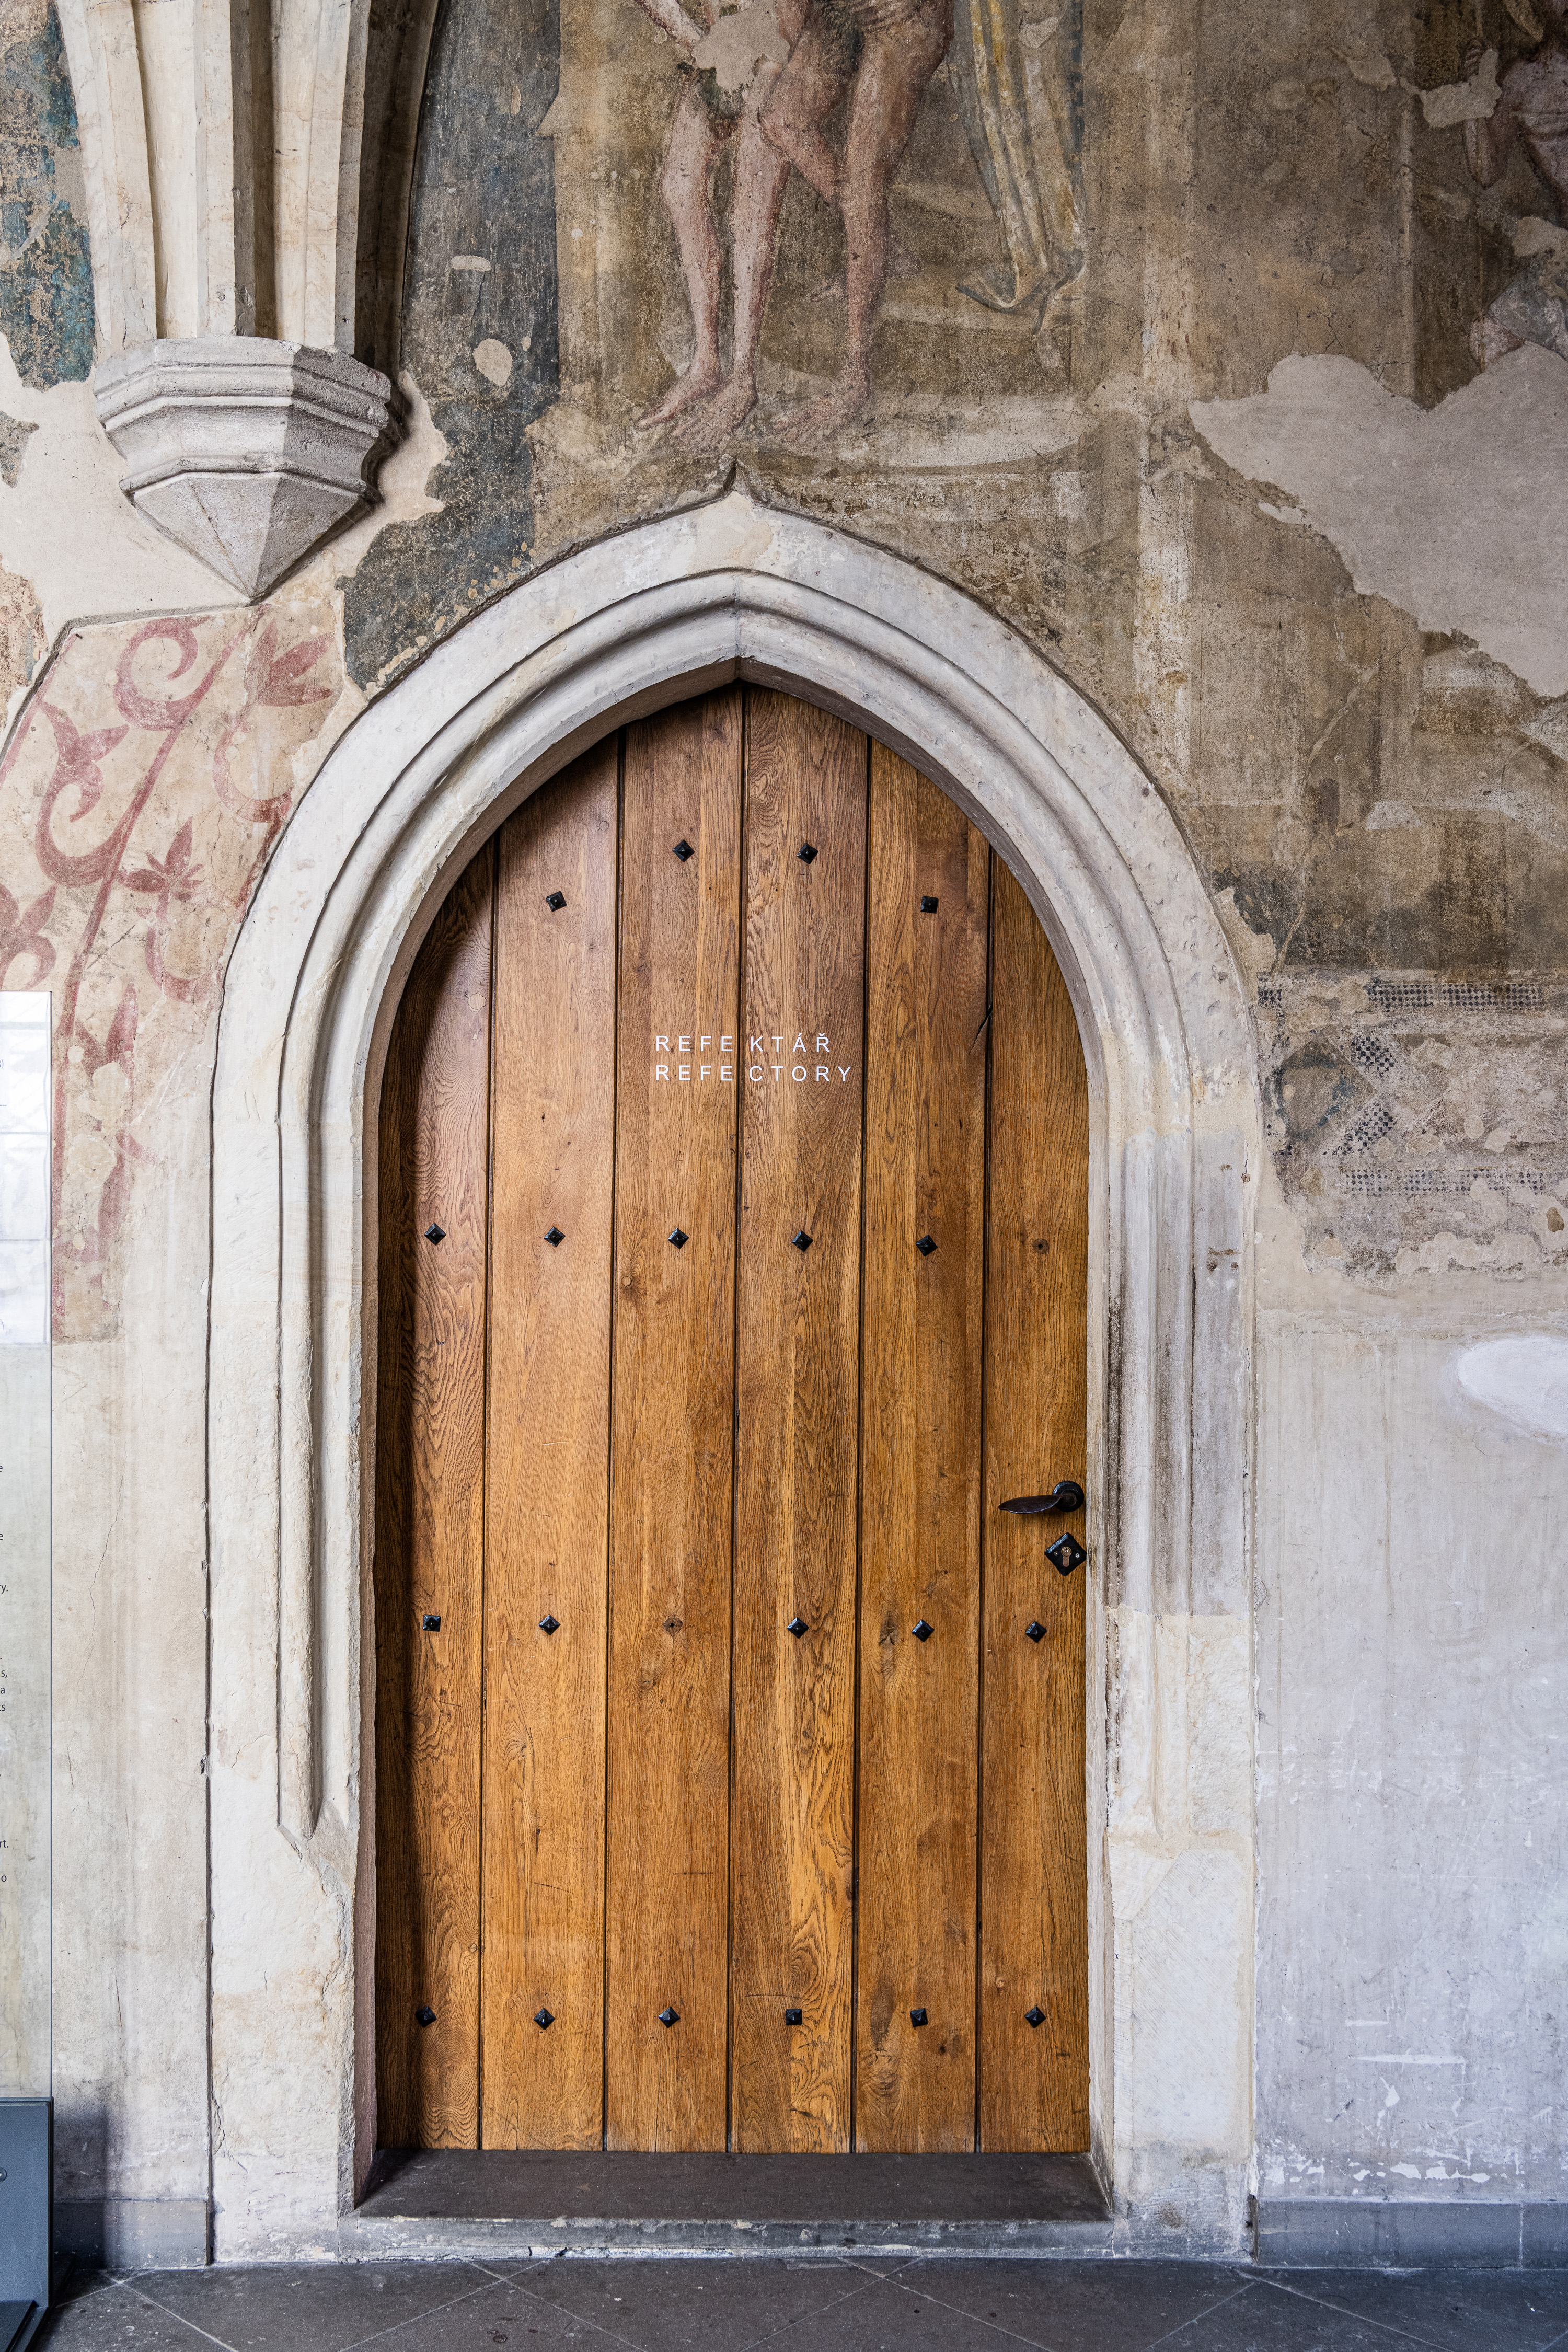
349;2150;1112;2258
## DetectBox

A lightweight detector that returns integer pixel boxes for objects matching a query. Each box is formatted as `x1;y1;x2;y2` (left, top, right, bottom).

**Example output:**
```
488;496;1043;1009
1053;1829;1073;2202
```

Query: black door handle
1000;1481;1085;1517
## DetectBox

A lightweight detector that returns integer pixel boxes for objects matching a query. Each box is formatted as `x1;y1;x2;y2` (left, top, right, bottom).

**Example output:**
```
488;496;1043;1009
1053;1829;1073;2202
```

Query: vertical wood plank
855;746;990;2152
979;859;1091;2150
481;747;620;2150
730;692;867;2154
374;849;493;2149
606;692;742;2151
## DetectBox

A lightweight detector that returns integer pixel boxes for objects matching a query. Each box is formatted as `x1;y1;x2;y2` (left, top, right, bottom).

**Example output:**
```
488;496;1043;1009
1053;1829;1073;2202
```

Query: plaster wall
0;0;1564;2268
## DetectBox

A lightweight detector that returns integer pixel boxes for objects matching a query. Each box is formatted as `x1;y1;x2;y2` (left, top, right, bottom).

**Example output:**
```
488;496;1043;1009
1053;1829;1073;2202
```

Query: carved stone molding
207;495;1260;2256
95;339;393;600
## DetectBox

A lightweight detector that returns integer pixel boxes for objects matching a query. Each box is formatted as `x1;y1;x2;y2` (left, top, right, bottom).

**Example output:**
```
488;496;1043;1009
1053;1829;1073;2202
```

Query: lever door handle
1000;1481;1085;1517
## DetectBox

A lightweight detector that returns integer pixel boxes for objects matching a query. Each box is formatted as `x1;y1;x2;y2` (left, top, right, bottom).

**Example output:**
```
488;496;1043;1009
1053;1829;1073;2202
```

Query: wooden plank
373;847;494;2150
729;691;867;2154
481;747;620;2150
979;859;1090;2150
855;745;990;2152
605;692;742;2151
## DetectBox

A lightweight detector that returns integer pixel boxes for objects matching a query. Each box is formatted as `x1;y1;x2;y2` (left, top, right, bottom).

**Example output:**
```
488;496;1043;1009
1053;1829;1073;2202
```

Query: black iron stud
659;2005;680;2027
910;2008;928;2027
787;1616;808;1638
416;2005;436;2027
792;1230;812;1251
1024;1620;1046;1643
921;896;939;913
912;1619;934;1643
673;839;695;862
798;842;818;864
535;2008;555;2030
1025;2005;1046;2029
1046;1531;1088;1575
546;891;567;912
539;1614;560;1635
424;1223;446;1245
916;1233;937;1256
545;1225;565;1246
422;1613;442;1632
669;1227;689;1248
785;2006;803;2026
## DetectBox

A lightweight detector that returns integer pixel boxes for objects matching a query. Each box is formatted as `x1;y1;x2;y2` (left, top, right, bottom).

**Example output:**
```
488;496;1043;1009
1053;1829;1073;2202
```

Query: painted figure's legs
675;117;795;447
775;4;950;441
636;84;729;430
760;15;852;207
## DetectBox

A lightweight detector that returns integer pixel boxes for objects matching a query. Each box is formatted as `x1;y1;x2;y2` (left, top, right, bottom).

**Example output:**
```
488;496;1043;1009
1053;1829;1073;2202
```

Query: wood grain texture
606;693;742;2151
979;859;1090;2150
855;745;990;2152
730;691;867;2154
481;747;620;2150
374;848;494;2150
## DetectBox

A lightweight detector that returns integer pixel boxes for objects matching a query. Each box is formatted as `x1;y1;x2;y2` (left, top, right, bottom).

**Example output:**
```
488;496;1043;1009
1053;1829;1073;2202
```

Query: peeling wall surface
0;0;1565;2265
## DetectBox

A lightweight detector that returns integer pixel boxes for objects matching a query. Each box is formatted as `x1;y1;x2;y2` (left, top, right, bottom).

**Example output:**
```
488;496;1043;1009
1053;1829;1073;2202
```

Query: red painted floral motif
0;604;343;1337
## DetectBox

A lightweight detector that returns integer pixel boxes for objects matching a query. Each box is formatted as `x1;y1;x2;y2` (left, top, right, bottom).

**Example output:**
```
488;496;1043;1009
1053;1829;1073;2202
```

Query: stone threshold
347;2150;1113;2258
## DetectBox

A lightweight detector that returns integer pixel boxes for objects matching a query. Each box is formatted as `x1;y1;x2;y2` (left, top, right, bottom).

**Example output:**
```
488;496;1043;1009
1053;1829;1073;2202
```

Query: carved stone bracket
95;339;394;601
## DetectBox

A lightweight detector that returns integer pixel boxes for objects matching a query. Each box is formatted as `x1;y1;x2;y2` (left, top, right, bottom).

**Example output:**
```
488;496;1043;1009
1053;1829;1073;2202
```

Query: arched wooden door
374;688;1089;2157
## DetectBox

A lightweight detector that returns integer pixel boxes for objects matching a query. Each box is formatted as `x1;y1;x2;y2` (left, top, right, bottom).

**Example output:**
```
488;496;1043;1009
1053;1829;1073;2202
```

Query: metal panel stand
0;2101;53;2351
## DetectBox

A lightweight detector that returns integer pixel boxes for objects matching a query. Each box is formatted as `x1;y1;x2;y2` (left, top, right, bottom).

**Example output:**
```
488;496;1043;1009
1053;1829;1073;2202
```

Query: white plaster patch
0;336;244;656
1416;47;1500;126
1190;347;1568;697
472;339;513;388
1454;1333;1568;1443
691;0;789;92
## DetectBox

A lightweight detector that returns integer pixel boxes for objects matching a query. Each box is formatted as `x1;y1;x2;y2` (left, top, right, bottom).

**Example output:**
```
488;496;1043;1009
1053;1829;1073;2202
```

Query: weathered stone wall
0;0;1564;2255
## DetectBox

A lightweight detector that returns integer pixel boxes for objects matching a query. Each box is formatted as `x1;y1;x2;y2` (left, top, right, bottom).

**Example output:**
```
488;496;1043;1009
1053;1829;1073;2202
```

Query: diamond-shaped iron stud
545;1225;565;1246
792;1230;812;1251
535;2008;555;2030
658;2005;680;2028
916;1233;937;1256
787;1616;808;1638
539;1614;560;1635
1046;1531;1088;1576
912;1619;935;1643
669;1227;689;1248
422;1613;441;1632
1025;2005;1046;2029
910;2008;929;2027
921;896;939;913
416;2005;436;2027
785;2006;803;2025
1024;1620;1046;1643
673;839;695;862
424;1223;446;1245
546;891;566;911
798;842;818;864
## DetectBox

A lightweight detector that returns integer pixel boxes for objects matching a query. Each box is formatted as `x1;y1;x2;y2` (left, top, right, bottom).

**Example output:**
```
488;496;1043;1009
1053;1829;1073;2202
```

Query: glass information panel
0;994;50;2099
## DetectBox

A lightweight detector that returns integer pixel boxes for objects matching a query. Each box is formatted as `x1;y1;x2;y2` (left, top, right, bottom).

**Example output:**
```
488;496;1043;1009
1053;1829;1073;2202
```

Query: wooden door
374;688;1089;2155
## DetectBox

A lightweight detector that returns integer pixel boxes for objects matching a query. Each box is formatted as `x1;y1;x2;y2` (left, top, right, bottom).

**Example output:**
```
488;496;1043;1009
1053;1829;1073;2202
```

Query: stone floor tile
128;2263;501;2352
1155;2276;1459;2352
1260;2270;1568;2352
38;2281;225;2350
349;2275;630;2349
883;2258;1252;2350
516;2256;879;2351
750;2274;1016;2350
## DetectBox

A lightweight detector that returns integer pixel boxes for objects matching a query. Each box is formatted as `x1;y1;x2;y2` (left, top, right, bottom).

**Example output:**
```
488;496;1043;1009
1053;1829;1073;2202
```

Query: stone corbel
95;338;393;601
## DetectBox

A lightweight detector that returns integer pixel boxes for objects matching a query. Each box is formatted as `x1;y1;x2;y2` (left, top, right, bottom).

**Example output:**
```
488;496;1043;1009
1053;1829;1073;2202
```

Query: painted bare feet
634;363;724;431
773;367;871;447
674;374;760;451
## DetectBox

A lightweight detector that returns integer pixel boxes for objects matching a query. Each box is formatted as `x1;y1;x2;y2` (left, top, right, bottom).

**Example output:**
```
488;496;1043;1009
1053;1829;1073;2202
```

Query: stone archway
206;492;1260;2257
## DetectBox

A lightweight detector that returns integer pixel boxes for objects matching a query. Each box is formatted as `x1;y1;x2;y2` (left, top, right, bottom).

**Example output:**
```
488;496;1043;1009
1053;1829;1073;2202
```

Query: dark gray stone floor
36;2260;1568;2352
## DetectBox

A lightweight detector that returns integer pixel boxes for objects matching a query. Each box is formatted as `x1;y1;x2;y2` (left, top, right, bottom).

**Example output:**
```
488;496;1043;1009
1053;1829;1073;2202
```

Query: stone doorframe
207;492;1260;2260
